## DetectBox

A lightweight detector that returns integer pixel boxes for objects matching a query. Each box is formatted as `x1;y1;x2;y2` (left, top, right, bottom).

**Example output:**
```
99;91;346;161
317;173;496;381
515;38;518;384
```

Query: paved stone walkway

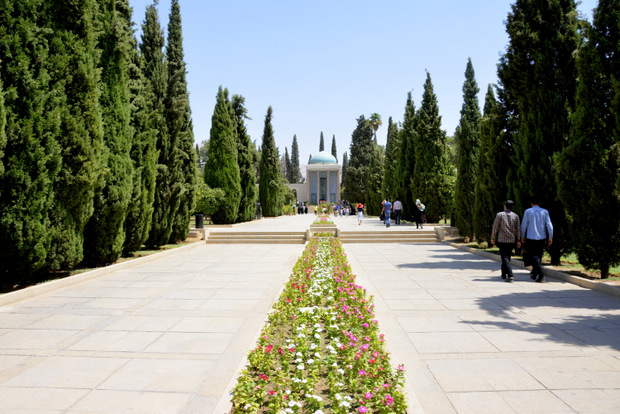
0;213;619;413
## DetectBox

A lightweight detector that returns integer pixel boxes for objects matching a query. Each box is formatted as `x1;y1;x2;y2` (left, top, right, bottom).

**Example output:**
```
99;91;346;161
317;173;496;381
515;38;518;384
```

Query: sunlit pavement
0;213;618;413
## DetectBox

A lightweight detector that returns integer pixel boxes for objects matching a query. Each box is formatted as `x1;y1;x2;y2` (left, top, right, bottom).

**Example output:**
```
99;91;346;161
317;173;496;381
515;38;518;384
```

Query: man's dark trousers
497;242;516;279
526;238;546;279
394;210;401;225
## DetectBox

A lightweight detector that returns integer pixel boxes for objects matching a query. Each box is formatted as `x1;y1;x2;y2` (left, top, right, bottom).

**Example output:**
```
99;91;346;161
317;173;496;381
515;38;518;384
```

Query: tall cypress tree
383;116;400;202
473;85;512;244
497;0;580;264
283;147;292;182
365;144;385;216
319;131;325;152
0;0;61;277
341;152;348;188
204;87;241;224
556;0;620;278
396;92;417;220
45;0;104;270
331;135;338;162
122;17;158;255
83;0;134;265
143;3;172;248
166;0;197;243
290;134;301;184
231;94;257;222
412;72;451;222
454;58;481;240
259;106;283;216
342;115;374;203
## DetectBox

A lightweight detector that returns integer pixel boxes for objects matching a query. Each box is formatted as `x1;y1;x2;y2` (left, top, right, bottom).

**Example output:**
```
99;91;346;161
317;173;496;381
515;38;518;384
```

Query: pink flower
358;406;368;413
364;392;373;399
268;390;276;395
384;394;394;406
363;323;369;328
398;364;405;371
358;370;367;376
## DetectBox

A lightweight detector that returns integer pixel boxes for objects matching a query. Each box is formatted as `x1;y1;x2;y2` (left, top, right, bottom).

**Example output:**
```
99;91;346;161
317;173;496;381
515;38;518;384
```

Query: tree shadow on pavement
462;290;620;351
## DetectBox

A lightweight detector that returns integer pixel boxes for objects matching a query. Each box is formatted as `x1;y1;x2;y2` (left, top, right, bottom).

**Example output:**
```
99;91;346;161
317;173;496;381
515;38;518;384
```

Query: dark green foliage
473;85;513;244
231;94;257;222
143;4;172;247
365;144;385;216
44;0;104;270
122;23;157;255
497;0;580;263
331;135;338;162
319;131;325;152
382;117;400;207
342;115;374;203
283;147;291;182
204;87;241;224
0;0;60;277
290;135;302;184
341;152;348;188
556;0;620;278
259;107;283;216
166;0;197;242
0;77;5;176
83;0;134;266
396;93;417;221
412;72;451;223
454;59;481;239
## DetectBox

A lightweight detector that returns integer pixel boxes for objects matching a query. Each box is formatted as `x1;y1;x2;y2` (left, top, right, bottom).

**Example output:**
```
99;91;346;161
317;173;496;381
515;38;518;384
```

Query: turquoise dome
308;151;337;164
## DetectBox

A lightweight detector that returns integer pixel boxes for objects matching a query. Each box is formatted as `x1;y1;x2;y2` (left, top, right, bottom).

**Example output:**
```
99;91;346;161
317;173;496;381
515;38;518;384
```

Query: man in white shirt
521;197;554;283
393;199;403;225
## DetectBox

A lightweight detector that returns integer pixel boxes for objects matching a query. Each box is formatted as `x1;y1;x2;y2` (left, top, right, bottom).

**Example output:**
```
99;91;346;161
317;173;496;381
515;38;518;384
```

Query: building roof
308;151;337;164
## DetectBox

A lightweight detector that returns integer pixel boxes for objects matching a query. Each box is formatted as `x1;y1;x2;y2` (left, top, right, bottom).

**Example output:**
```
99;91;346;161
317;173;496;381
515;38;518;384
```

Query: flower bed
312;216;335;225
231;236;407;414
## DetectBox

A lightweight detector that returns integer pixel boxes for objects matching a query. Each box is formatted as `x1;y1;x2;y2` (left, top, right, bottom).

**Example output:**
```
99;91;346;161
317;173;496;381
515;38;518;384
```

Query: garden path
1;213;618;413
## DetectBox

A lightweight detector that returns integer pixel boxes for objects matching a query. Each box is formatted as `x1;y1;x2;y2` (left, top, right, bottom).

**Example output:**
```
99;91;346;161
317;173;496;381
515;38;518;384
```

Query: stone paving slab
343;242;620;414
2;214;619;413
0;242;305;414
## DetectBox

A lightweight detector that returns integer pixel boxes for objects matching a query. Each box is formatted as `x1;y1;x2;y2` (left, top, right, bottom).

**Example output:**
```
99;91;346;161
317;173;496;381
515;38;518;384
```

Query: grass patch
460;242;620;281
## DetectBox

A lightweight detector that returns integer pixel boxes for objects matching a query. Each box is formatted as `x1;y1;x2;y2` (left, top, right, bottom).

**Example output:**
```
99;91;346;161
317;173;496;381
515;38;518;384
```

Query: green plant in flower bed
231;236;407;414
312;216;334;225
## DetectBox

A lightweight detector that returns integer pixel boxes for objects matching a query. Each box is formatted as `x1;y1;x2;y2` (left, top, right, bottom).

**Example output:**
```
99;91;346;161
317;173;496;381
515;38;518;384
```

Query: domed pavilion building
287;151;341;205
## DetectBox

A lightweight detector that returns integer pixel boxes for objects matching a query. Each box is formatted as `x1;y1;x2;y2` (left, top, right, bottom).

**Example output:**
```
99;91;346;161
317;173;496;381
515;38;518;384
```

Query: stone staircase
205;231;307;244
338;229;438;243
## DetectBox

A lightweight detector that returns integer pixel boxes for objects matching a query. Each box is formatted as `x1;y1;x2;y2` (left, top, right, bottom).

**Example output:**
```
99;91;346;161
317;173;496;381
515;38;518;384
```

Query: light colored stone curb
0;241;204;307
445;241;620;298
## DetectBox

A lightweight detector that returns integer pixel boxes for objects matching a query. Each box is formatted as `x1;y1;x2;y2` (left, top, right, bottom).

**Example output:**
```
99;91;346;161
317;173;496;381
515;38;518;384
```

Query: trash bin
450;212;455;227
195;213;204;229
256;202;261;219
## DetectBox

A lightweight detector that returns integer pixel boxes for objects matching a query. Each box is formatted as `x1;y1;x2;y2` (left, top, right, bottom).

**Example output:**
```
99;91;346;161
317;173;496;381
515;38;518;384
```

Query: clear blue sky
128;0;597;170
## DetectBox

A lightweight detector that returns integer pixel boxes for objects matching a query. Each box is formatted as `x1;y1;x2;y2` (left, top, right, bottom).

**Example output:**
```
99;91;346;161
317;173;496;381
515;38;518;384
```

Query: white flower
297;333;305;338
337;368;344;374
314;333;321;339
296;352;303;357
339;401;351;408
297;364;305;370
295;358;302;363
307;359;314;364
315;352;321;358
334;393;342;400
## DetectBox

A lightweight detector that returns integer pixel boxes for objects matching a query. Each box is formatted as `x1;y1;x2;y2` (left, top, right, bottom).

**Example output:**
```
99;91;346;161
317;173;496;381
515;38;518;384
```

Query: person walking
393;198;403;225
415;199;425;229
491;200;521;282
521;197;553;283
357;203;364;225
382;198;393;228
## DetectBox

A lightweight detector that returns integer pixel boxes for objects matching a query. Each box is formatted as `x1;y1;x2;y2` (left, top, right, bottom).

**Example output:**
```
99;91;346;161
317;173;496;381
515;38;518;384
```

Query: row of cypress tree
342;71;454;223
340;0;619;278
456;0;620;278
0;0;197;282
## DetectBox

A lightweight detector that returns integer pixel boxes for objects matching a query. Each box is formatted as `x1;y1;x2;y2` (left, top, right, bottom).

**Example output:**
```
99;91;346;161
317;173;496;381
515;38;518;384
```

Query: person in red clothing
357;203;364;225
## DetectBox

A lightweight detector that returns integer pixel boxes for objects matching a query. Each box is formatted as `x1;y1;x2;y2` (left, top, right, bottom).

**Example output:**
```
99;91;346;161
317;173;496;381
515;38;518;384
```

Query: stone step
206;231;307;244
340;237;438;243
339;230;438;243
